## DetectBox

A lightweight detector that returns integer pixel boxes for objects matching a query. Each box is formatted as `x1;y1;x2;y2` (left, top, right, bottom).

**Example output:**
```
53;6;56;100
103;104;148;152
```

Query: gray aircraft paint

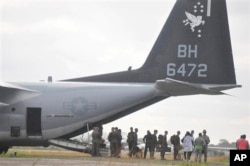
0;82;156;143
0;0;241;152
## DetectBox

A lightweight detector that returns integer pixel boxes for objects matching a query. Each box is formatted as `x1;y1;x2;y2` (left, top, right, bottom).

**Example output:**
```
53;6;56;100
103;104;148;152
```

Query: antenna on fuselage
48;76;53;83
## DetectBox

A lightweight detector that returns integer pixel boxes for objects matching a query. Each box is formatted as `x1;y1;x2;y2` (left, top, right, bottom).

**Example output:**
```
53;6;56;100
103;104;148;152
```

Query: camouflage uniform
172;131;181;160
132;128;138;156
143;131;152;159
117;129;122;157
108;127;115;156
160;131;168;160
111;127;120;157
194;133;205;163
202;130;210;162
127;127;134;157
150;130;158;159
92;127;101;156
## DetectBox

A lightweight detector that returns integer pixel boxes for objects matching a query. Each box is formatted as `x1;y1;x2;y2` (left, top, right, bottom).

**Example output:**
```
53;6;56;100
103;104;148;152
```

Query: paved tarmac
0;157;229;166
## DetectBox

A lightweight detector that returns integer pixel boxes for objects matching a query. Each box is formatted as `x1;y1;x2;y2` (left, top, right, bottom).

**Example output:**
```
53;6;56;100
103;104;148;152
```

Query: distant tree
231;142;236;148
217;139;231;147
209;144;216;147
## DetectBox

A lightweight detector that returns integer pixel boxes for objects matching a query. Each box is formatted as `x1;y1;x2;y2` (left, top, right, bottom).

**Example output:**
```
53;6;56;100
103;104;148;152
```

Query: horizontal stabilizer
155;78;235;96
0;82;39;107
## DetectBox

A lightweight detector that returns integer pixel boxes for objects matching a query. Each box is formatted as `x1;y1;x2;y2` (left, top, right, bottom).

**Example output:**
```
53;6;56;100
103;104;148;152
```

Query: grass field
1;148;89;158
0;147;229;166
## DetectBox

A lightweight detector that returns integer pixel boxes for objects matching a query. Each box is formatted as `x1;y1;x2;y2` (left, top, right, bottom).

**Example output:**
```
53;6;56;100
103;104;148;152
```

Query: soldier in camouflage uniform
110;127;121;157
160;131;168;160
143;130;152;159
108;127;115;157
194;133;205;163
132;128;138;156
150;130;158;159
92;127;101;157
127;127;134;158
117;128;122;157
202;129;210;163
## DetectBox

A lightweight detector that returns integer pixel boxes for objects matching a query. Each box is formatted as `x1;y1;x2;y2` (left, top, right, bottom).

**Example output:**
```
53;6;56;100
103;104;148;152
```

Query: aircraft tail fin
141;0;236;85
64;0;239;88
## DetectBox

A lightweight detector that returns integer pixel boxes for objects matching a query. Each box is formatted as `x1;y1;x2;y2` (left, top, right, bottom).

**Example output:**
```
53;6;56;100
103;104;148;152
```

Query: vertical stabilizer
141;0;236;84
64;0;237;85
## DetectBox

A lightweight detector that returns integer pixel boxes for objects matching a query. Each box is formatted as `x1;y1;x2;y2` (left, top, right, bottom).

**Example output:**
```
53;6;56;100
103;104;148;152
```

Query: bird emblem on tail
183;12;205;32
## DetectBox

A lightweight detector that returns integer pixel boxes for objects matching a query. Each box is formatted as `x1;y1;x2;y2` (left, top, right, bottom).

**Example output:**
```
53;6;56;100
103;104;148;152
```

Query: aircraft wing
0;82;39;107
155;78;240;96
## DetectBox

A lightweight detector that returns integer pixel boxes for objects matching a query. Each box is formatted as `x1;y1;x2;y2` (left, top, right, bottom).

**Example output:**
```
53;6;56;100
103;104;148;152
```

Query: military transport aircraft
0;0;241;154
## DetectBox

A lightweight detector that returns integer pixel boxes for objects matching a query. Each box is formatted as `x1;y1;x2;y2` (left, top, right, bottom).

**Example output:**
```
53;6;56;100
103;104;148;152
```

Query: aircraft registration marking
166;44;208;78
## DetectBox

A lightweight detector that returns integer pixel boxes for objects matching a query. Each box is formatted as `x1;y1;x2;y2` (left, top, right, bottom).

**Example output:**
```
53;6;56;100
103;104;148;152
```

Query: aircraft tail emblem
183;12;205;35
183;1;208;38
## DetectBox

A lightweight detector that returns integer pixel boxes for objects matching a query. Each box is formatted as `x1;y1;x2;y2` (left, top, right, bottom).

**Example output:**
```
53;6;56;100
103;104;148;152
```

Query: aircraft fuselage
0;82;157;146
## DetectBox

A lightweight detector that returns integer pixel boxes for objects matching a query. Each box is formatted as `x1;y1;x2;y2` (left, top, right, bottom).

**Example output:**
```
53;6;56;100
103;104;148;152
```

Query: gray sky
1;0;249;144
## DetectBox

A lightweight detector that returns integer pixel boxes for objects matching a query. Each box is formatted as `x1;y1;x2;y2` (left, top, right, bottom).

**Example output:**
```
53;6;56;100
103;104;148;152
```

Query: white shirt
183;135;194;152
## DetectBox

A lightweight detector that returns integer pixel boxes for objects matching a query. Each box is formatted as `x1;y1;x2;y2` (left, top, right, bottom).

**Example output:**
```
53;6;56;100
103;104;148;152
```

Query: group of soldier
170;129;210;163
92;126;211;163
127;127;169;160
142;129;168;160
113;127;210;162
91;126;131;158
126;127;139;158
107;127;123;157
139;129;211;162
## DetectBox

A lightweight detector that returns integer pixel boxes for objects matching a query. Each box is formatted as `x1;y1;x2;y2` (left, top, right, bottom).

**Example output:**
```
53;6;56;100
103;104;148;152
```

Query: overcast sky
1;0;249;145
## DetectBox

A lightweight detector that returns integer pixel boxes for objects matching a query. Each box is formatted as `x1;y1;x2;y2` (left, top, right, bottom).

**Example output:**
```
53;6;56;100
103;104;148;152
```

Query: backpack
170;135;176;144
158;134;163;144
127;132;134;142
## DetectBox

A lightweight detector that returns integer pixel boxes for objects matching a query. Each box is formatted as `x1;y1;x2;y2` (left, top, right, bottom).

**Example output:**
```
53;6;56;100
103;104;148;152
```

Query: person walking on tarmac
151;130;158;159
182;131;194;162
127;127;134;158
160;131;168;160
171;131;181;160
132;128;139;156
112;127;120;157
194;133;206;163
108;127;115;157
117;129;122;157
202;129;210;163
236;134;249;150
92;127;101;157
143;130;152;159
